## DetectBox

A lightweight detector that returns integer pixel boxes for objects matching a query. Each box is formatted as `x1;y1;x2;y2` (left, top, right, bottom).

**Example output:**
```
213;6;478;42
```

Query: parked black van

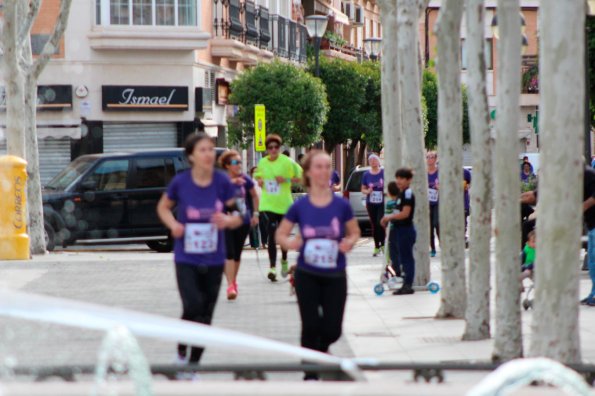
43;147;227;252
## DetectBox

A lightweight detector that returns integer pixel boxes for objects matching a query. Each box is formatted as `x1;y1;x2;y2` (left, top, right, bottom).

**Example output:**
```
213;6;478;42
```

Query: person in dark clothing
381;168;416;295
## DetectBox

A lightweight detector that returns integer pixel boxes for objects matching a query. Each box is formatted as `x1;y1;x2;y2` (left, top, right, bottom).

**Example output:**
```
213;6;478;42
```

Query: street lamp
364;37;382;61
305;15;329;77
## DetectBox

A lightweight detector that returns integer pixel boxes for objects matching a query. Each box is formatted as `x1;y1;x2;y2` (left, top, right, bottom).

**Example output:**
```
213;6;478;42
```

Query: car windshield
347;170;366;192
44;157;95;191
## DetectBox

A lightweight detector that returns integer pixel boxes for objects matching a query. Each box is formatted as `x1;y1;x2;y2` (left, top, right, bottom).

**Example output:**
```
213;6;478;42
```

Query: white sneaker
175;371;200;381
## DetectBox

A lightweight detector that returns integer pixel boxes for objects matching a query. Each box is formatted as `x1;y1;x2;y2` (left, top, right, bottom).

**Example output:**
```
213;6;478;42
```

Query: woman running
276;150;360;380
157;133;243;366
219;150;259;300
361;154;385;256
254;134;302;282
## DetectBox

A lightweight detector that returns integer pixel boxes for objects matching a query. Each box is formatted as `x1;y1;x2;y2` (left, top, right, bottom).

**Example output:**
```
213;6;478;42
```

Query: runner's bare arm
584;196;595;212
157;193;184;238
249;187;260;226
339;219;361;253
276;219;302;251
212;198;244;230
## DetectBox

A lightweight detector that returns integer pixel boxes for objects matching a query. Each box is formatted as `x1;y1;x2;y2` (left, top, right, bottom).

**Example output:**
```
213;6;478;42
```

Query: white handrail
467;358;594;396
0;288;364;381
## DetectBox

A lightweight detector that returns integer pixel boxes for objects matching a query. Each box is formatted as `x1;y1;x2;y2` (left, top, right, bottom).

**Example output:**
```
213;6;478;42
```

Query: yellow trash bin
0;155;30;260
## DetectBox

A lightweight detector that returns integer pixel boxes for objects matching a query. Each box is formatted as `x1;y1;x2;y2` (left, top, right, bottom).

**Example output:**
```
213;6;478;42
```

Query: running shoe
227;284;237;300
281;260;289;278
581;296;594;305
373;247;380;257
393;284;415;295
233;281;238;293
430;250;436;257
267;268;277;282
379;246;385;255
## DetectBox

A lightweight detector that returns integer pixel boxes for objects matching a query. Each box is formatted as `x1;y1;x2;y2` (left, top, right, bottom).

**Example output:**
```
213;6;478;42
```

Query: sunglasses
228;159;241;165
426;155;436;159
267;144;280;150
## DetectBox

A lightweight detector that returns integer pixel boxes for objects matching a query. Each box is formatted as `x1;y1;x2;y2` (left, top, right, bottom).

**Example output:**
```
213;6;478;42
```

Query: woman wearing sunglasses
253;134;303;282
219;150;259;300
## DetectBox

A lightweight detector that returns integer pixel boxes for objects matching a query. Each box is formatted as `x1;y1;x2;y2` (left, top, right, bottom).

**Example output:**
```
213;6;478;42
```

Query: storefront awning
200;119;219;138
0;126;81;141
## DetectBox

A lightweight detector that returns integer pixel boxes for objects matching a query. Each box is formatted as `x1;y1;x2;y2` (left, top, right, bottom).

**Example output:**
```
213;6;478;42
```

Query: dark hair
301;150;330;188
218;149;241;169
282;150;290;157
184;133;213;159
266;134;282;147
249;166;257;177
395;167;414;180
297;153;305;163
387;181;399;197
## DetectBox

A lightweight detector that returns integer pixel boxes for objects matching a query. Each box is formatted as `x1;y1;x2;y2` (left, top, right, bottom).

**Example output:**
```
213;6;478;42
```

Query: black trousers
262;211;288;267
294;269;347;354
366;204;386;248
175;263;223;363
225;223;250;261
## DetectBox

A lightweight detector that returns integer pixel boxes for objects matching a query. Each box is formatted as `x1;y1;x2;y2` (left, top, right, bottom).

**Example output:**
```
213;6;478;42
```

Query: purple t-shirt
230;174;255;224
330;170;341;187
166;169;235;266
463;168;472;211
285;195;354;275
361;169;384;206
428;170;439;206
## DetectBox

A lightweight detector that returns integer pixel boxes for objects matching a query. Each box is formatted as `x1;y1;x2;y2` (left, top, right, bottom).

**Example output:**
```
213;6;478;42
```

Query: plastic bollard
0;156;30;260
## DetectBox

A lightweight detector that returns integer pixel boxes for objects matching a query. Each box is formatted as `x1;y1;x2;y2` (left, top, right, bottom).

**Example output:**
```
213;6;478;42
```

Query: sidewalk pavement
0;239;593;393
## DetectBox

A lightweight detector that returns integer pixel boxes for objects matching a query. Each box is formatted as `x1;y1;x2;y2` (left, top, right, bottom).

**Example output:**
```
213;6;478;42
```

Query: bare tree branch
30;0;73;79
18;0;42;47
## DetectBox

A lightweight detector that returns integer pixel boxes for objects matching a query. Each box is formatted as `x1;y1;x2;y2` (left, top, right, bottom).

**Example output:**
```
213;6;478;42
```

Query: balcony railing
268;15;307;63
212;0;270;48
521;55;539;94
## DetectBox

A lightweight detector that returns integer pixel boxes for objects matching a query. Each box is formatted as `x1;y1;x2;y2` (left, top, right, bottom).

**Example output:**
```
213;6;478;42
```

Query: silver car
342;166;377;226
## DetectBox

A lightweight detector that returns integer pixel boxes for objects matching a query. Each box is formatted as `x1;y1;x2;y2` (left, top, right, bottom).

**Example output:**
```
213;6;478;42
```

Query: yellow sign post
254;104;266;152
0;156;30;260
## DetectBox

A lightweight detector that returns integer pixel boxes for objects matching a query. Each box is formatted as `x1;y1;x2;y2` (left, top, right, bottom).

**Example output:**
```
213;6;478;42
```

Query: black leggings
366;204;385;248
429;204;440;251
294;268;347;353
225;223;250;261
263;211;288;267
175;263;223;363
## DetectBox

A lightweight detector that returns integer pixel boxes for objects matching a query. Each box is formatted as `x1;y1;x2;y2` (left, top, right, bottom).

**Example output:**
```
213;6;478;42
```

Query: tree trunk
492;0;523;362
377;0;402;180
357;141;368;166
434;0;466;318
397;0;431;286
345;144;357;178
462;0;492;341
528;0;584;363
2;0;26;159
24;73;46;255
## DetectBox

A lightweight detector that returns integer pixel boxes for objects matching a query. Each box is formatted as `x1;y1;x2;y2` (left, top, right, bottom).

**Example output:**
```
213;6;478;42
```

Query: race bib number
265;180;280;195
370;191;383;204
304;239;339;269
428;188;438;203
184;223;218;254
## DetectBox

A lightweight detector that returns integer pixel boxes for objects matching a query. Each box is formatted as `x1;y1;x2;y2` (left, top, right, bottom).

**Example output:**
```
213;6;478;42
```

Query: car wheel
44;222;56;252
146;239;173;253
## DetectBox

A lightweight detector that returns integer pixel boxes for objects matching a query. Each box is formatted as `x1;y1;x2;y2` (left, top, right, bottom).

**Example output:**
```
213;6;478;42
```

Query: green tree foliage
423;69;439;148
312;58;368;151
357;61;383;152
228;61;329;148
422;69;470;149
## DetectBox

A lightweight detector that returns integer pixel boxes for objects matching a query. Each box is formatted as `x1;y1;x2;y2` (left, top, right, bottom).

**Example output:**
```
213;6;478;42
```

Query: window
31;35;59;55
156;0;175;25
86;160;130;191
133;158;175;188
461;38;494;71
97;0;197;26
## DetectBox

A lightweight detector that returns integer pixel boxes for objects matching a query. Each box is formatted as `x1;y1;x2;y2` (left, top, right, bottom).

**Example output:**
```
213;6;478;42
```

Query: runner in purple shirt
330;169;341;192
219;150;260;301
361;154;385;256
157;133;243;368
276;150;360;381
